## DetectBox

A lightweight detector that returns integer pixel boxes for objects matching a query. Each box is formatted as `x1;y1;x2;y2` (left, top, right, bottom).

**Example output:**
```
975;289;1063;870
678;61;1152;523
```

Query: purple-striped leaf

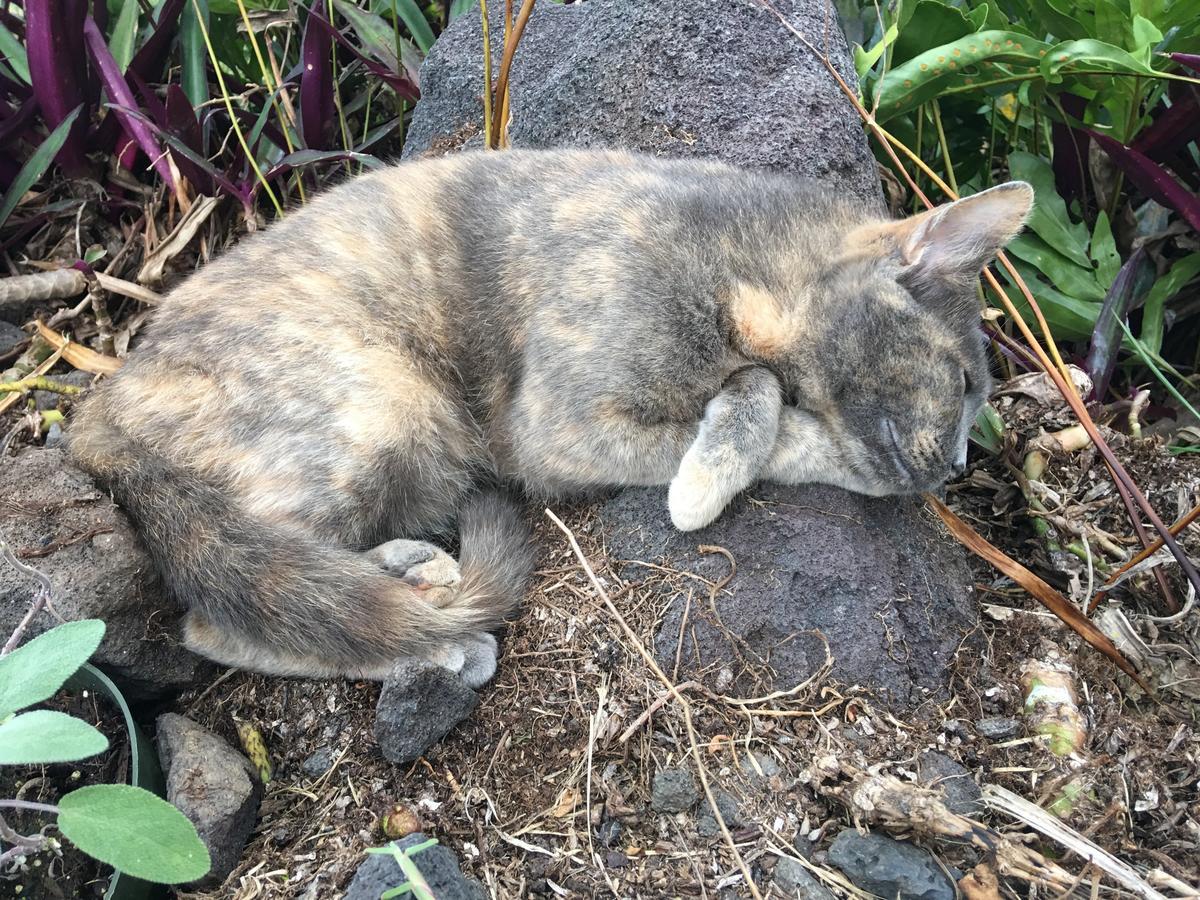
24;0;90;175
300;6;335;150
1132;94;1200;163
82;16;178;192
1084;247;1153;401
1088;130;1200;234
1170;53;1200;75
163;84;213;193
307;10;419;102
127;0;187;83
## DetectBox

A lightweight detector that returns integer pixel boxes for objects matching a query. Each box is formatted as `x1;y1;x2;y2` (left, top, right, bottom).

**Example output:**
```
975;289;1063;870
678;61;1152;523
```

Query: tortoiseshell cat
69;149;1032;685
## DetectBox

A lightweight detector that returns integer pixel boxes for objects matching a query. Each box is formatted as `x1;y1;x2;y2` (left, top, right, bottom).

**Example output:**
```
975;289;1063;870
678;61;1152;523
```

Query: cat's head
732;182;1034;494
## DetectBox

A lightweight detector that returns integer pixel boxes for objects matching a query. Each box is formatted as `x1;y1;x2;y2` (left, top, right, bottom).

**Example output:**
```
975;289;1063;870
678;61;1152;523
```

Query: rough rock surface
344;833;487;900
157;713;263;887
650;767;700;813
696;788;741;838
404;0;882;204
916;750;982;817
828;829;955;900
0;449;205;695
602;484;977;708
773;856;837;900
374;660;479;764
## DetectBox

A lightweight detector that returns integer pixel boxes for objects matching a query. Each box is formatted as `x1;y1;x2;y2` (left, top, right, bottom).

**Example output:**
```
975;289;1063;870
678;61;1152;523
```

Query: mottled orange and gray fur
68;149;1032;683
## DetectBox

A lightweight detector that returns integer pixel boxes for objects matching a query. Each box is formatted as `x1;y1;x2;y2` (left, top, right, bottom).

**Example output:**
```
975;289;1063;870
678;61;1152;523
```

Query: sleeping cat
68;149;1032;685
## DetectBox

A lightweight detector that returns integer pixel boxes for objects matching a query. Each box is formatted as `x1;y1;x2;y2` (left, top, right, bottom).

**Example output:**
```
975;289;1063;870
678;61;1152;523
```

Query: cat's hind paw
668;456;728;532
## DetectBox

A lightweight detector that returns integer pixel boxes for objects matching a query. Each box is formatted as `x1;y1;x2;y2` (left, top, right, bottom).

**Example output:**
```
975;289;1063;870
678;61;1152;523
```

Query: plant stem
480;0;493;148
188;0;283;219
0;542;52;656
931;98;958;195
0;800;60;815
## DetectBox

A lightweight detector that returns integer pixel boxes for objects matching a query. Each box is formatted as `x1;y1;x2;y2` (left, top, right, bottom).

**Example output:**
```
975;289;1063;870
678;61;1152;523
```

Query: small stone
916;751;982;817
43;422;65;449
604;850;630;868
697;789;740;837
156;714;262;887
0;321;25;355
773;856;836;900
976;716;1021;741
829;830;954;900
374;661;479;764
650;767;699;813
744;751;780;779
344;833;487;900
301;747;334;777
597;818;623;847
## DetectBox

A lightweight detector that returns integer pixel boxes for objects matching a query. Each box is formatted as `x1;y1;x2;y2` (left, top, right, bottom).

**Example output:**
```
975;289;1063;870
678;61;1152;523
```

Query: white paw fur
668;452;730;531
423;633;498;688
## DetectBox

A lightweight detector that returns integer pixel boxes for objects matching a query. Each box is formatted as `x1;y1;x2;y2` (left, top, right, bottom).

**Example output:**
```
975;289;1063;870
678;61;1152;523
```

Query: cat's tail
68;419;532;680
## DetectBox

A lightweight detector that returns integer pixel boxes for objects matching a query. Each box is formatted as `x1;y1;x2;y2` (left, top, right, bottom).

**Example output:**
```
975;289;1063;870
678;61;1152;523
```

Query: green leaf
448;0;475;22
891;0;975;66
108;0;141;71
371;0;435;54
180;0;210;107
335;0;422;81
1001;258;1104;340
0;106;84;231
1008;151;1093;268
0;620;106;717
1132;15;1164;52
0;21;30;84
0;711;109;764
58;784;212;884
1141;252;1200;354
1089;211;1120;288
1027;0;1091;40
855;21;898;79
1093;0;1132;50
873;31;1051;122
1007;234;1104;301
1041;38;1159;82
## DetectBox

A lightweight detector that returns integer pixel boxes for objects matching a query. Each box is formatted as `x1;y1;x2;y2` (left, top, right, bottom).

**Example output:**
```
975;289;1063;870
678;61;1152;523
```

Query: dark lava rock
301;746;335;778
344;833;486;900
650;766;699;813
0;320;25;354
773;855;837;900
828;830;955;900
157;713;262;887
976;716;1021;740
916;750;982;817
602;484;977;709
697;788;741;838
404;0;882;204
0;449;205;695
374;660;478;764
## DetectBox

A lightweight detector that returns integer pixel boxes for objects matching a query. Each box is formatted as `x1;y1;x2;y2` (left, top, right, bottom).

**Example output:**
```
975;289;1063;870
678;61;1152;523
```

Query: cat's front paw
668;455;729;531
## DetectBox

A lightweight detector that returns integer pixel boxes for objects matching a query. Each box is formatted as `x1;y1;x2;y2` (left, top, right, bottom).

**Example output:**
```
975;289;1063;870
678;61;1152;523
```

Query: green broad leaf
335;0;422;82
1141;252;1200;354
0;21;30;83
874;31;1052;122
448;0;475;22
108;0;141;71
1027;0;1091;40
0;620;106;717
1008;151;1093;269
1006;234;1105;301
1093;0;1132;51
891;0;975;66
1089;212;1120;288
0;711;108;764
855;21;898;79
369;0;435;54
1132;15;1164;51
1001;259;1104;341
179;0;210;107
1041;38;1159;82
58;784;211;884
0;106;83;231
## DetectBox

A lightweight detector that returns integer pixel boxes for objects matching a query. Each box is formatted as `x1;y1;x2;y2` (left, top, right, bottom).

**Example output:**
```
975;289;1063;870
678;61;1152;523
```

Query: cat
67;148;1032;685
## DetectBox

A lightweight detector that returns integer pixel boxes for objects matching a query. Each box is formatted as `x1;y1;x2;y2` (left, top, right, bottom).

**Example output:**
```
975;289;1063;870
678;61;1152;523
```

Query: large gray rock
157;713;263;887
344;833;487;900
602;485;977;708
828;830;955;900
0;449;205;695
650;767;699;814
374;660;479;764
405;0;882;203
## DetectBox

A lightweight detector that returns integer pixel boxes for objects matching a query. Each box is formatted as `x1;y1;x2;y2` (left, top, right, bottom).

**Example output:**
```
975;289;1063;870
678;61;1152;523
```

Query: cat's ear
854;182;1034;283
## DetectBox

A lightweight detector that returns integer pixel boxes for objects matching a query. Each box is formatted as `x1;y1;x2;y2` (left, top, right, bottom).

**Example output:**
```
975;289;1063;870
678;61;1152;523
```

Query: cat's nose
949;460;966;477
